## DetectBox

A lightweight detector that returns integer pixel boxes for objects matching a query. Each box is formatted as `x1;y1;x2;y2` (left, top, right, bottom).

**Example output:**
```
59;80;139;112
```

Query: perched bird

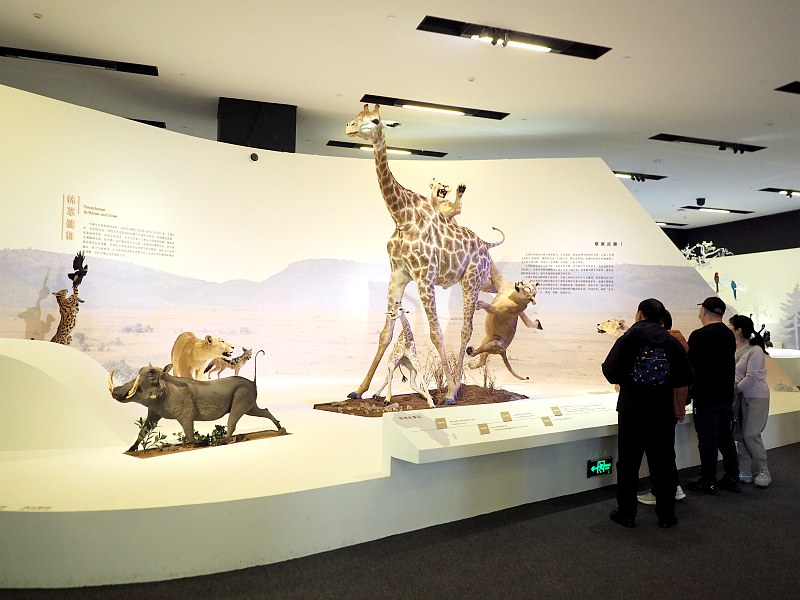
68;252;88;288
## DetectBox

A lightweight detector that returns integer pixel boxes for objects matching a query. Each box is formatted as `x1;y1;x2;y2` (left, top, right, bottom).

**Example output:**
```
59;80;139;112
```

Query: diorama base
125;428;289;459
2;340;800;589
314;384;528;417
3;388;800;589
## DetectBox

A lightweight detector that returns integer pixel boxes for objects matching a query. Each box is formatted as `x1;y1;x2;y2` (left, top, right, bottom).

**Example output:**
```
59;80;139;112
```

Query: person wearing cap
602;298;693;528
686;296;740;494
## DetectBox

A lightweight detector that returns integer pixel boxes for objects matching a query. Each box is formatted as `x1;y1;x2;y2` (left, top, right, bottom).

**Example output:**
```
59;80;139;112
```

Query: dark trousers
616;410;677;521
693;403;739;483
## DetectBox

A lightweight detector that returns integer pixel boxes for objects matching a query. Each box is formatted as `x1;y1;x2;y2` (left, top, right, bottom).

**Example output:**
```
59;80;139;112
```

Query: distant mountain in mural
0;249;390;311
0;248;712;314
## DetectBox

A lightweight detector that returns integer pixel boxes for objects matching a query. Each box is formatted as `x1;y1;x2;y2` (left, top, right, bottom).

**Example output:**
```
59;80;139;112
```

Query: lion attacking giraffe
345;104;503;404
430;179;466;223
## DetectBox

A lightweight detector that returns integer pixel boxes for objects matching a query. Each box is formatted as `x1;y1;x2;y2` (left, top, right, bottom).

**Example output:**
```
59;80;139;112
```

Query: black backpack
631;345;671;385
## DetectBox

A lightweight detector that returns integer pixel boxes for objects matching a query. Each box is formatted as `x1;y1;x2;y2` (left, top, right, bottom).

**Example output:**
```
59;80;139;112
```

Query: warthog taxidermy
109;350;282;451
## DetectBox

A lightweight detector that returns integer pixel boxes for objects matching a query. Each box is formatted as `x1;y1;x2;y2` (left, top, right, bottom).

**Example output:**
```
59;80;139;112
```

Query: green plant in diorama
133;417;168;450
174;425;228;447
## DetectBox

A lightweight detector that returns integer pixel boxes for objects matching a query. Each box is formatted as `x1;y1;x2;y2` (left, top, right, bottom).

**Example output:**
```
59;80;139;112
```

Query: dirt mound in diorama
125;428;290;459
314;384;528;417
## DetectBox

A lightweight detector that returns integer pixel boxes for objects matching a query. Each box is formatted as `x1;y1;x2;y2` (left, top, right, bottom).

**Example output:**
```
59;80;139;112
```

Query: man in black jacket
686;296;740;494
602;298;693;528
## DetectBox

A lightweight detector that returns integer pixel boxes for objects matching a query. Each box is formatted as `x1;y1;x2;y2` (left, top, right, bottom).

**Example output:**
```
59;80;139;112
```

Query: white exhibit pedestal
2;340;800;588
383;396;618;465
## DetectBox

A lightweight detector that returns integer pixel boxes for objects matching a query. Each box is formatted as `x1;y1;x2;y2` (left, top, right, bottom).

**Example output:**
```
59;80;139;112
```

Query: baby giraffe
372;302;435;408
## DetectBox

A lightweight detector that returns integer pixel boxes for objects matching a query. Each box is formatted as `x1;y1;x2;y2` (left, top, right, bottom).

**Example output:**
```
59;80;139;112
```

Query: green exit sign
587;457;613;478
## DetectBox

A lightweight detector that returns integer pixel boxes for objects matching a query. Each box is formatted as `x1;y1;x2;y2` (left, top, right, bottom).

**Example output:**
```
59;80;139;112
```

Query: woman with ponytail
728;314;771;487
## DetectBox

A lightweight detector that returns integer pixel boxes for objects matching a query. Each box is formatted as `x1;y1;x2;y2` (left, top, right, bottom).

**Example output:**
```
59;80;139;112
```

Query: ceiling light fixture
651;133;765;153
359;146;411;156
679;205;752;215
401;104;466;116
613;171;667;182
506;40;551;52
417;16;611;60
326;140;447;158
759;187;800;199
360;94;508;120
0;45;158;76
775;81;800;95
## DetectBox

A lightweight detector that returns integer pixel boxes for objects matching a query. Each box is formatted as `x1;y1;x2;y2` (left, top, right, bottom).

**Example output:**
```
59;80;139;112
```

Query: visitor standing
687;297;740;494
729;314;772;487
603;298;693;528
637;309;689;506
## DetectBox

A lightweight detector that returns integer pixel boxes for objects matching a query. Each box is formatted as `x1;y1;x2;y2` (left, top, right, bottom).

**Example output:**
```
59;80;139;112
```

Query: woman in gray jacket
729;314;771;487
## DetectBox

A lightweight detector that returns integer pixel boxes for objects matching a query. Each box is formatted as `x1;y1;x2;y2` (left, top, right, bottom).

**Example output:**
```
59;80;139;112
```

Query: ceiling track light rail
416;16;611;60
680;205;752;215
614;171;667;182
326;140;447;158
650;133;765;153
360;94;508;120
0;45;158;76
760;187;800;199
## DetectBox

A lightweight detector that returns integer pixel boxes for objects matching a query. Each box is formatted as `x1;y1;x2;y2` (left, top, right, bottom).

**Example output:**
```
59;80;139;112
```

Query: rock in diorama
344;104;505;405
108;350;283;452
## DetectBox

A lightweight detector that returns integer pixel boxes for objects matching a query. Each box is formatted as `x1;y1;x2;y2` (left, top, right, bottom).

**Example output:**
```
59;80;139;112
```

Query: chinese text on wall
521;251;615;294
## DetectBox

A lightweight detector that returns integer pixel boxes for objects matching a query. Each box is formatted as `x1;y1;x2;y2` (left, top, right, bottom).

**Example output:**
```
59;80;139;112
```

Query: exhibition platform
2;340;800;588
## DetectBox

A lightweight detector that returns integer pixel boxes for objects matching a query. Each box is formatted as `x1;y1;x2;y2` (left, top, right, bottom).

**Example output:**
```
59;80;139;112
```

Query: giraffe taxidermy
345;104;505;405
371;303;434;408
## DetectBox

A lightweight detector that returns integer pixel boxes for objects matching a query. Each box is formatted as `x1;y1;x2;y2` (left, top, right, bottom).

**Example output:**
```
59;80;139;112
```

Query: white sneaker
637;492;657;505
637;486;685;505
754;470;771;488
739;471;753;484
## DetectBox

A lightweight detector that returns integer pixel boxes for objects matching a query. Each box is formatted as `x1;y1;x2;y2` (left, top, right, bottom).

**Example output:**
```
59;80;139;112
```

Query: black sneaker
687;478;718;495
610;510;636;528
718;475;742;493
658;514;679;529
